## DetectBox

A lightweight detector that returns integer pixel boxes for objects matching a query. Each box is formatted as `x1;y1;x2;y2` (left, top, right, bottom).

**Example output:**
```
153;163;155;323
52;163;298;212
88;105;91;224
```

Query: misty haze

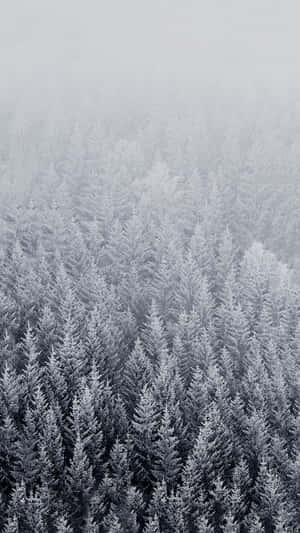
1;2;300;532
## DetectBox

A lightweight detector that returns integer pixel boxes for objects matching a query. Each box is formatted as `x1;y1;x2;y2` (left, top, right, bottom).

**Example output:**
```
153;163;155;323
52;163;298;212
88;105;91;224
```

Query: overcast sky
1;0;300;103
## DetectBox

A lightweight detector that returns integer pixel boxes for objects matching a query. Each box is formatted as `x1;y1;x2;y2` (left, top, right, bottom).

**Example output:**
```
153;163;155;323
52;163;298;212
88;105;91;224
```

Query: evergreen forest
0;92;300;532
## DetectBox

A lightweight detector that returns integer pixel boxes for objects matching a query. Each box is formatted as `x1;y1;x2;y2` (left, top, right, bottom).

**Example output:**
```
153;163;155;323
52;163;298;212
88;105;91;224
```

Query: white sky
1;0;300;101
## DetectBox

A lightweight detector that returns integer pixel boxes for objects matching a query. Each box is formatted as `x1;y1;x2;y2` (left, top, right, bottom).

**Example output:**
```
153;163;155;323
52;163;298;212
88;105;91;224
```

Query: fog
1;0;300;106
1;1;300;199
2;5;300;531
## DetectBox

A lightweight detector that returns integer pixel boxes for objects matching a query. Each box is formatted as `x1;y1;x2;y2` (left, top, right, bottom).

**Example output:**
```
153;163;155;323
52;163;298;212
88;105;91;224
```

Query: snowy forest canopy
0;89;300;532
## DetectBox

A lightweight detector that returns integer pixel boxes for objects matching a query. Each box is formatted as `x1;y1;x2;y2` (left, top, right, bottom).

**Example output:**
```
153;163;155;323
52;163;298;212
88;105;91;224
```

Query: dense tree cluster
0;100;300;531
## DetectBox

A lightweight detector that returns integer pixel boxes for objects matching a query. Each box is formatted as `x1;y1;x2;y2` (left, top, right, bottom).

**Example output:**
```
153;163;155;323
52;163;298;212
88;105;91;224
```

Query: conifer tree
152;256;177;325
189;223;212;279
30;385;49;435
58;314;85;391
216;227;237;297
230;458;251;523
191;402;233;485
110;393;129;444
142;301;169;362
14;407;40;489
37;304;58;360
131;386;159;490
244;408;271;476
152;407;182;488
40;406;65;493
84;306;104;370
209;475;230;529
185;366;208;439
68;387;103;479
253;459;292;532
45;348;69;413
21;323;41;406
0;414;18;487
103;438;132;511
175;309;202;380
123;338;153;412
175;252;205;314
0;363;20;419
90;380;122;451
66;433;94;530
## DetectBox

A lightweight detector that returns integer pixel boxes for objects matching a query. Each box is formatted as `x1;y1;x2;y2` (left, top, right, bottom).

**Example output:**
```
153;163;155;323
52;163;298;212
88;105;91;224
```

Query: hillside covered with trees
0;93;300;532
